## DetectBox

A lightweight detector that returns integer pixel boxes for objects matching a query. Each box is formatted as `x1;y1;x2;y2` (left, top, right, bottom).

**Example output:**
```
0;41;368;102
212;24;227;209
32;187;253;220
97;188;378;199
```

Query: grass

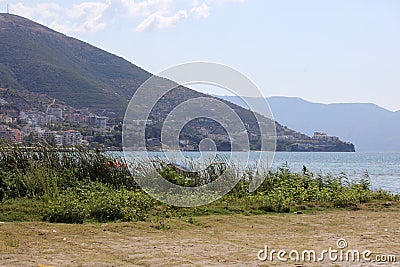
0;143;399;224
0;198;47;221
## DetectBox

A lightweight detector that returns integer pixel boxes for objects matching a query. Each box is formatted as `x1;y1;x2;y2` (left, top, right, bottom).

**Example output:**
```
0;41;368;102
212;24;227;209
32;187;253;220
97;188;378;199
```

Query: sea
119;152;400;194
271;152;400;194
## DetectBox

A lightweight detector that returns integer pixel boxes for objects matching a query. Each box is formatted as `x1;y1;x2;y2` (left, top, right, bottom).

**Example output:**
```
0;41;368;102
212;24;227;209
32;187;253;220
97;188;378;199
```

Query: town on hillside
0;89;354;152
0;92;121;149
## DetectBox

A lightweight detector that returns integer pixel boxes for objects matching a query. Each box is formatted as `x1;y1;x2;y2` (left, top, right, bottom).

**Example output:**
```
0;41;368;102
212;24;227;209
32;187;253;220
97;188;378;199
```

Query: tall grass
0;144;398;223
0;144;138;200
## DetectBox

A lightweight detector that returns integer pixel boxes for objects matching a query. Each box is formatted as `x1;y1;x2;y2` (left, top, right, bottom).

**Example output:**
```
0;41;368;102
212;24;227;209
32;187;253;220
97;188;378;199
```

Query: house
59;130;83;146
313;132;339;142
0;125;24;143
48;107;63;119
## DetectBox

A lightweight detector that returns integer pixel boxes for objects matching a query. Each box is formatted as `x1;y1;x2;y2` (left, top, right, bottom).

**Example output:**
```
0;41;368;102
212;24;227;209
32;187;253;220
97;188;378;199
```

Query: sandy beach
1;203;399;266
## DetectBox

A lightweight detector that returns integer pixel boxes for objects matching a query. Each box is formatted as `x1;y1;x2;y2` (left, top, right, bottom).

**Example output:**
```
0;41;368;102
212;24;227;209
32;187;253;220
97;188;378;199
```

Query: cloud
135;10;188;32
126;0;173;16
190;2;210;19
11;2;61;19
213;0;245;4
64;2;108;32
9;0;245;33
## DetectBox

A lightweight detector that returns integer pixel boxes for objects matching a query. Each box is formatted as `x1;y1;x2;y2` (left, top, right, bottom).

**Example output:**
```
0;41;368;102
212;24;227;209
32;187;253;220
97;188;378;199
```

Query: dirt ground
1;204;399;266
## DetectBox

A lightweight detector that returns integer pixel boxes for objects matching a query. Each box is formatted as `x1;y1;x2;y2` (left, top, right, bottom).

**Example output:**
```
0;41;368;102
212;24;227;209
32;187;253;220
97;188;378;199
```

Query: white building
48;108;63;119
313;132;339;142
60;130;83;146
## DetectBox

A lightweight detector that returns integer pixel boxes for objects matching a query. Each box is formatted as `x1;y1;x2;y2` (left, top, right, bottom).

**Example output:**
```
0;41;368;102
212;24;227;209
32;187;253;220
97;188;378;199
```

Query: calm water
121;152;400;194
272;152;400;193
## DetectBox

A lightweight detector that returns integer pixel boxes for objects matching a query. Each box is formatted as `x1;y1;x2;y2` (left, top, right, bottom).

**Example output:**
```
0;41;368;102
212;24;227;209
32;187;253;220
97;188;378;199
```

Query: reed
0;143;398;223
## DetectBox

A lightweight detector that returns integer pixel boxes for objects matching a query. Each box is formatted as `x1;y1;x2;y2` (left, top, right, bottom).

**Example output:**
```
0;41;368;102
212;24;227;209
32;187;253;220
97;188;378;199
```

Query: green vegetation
0;144;398;224
0;14;149;114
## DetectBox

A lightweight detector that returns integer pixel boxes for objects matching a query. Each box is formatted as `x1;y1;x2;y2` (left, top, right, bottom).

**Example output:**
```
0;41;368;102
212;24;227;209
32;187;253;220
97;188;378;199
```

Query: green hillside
0;13;149;114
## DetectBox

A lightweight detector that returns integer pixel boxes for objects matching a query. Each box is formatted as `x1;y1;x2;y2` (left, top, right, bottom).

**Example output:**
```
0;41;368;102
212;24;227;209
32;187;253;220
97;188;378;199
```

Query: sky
1;0;400;111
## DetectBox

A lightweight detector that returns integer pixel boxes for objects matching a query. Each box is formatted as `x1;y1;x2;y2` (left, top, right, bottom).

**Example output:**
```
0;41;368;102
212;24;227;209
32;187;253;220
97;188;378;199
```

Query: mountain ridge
218;95;399;152
0;13;151;115
269;96;398;113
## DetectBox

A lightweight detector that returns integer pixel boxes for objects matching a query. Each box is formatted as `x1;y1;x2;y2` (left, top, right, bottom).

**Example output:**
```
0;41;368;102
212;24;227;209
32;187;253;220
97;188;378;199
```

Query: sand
1;204;399;266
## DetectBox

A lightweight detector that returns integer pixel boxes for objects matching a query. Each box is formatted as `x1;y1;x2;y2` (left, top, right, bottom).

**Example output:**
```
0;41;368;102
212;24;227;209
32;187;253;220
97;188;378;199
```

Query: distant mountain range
217;95;400;152
0;13;355;151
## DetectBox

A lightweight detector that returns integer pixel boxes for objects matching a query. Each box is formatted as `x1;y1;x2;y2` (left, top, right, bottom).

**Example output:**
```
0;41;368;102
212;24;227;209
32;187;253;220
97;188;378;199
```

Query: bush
89;188;156;222
44;182;156;223
1;166;61;199
45;196;87;224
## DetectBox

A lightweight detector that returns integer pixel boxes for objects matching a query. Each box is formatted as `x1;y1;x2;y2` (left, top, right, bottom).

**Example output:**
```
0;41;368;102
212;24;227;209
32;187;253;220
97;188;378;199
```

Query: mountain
218;95;400;152
0;13;354;152
0;13;150;115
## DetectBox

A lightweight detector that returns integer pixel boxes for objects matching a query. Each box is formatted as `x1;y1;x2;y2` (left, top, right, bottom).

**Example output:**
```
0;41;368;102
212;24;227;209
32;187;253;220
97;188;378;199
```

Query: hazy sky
2;0;400;111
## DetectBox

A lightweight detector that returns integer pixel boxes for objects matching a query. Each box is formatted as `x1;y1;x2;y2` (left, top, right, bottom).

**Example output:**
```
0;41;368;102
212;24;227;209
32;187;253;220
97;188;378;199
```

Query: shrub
44;182;156;223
